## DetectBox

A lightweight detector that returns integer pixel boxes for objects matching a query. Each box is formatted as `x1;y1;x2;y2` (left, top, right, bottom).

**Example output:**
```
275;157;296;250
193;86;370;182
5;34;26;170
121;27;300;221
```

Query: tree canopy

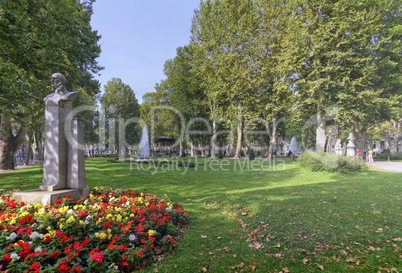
0;0;102;169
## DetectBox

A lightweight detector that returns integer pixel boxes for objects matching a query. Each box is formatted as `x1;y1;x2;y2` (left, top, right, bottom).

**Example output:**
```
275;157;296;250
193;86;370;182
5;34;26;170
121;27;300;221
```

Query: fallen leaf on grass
317;264;324;270
201;235;207;239
280;267;290;273
302;258;309;264
265;253;282;258
378;267;390;272
249;241;264;250
368;246;382;251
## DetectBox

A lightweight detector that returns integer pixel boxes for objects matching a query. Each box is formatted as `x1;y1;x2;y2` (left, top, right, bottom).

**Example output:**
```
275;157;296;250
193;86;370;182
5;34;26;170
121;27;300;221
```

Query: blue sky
90;1;201;103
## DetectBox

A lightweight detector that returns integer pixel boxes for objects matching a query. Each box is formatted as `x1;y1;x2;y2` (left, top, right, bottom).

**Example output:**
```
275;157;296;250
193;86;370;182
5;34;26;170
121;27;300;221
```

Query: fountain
139;124;150;158
289;136;299;156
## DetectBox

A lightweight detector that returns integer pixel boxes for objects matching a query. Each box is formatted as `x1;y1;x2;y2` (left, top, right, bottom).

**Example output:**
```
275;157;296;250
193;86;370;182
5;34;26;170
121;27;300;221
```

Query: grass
1;157;401;272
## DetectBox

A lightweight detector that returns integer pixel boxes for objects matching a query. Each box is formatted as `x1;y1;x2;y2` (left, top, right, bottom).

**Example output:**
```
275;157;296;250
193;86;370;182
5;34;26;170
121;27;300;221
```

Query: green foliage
298;152;367;173
0;0;102;169
376;151;402;161
100;78;140;153
248;149;255;160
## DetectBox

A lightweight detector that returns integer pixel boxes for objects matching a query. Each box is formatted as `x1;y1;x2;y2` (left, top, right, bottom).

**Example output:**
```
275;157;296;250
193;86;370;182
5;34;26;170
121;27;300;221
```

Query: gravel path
367;161;402;172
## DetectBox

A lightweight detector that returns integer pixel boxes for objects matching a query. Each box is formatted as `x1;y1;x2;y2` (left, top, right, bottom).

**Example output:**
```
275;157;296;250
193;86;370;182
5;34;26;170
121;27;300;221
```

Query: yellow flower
116;215;122;222
44;230;55;238
59;224;64;229
67;216;75;223
107;229;112;234
95;232;107;240
148;229;157;236
58;206;69;215
10;219;16;225
106;214;113;220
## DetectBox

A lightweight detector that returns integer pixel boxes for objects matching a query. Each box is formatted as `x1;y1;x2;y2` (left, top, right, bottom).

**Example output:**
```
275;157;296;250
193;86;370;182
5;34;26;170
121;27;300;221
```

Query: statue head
51;73;68;94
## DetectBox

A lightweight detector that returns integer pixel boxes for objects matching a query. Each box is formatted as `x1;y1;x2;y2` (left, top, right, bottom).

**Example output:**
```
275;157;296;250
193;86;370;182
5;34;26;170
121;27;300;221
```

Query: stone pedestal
66;118;86;189
40;92;78;191
11;188;90;206
334;139;343;155
346;133;356;157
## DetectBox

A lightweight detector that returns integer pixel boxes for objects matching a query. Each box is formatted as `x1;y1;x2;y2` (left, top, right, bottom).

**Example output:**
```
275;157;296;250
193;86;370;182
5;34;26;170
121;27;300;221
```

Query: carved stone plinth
11;188;90;206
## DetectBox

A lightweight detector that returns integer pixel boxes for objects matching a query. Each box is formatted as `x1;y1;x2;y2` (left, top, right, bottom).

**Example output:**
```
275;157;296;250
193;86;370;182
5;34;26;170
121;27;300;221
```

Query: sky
90;1;201;104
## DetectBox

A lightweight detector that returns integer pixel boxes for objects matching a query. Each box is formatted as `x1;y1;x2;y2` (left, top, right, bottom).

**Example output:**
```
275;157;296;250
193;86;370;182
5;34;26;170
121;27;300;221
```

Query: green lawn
1;157;401;272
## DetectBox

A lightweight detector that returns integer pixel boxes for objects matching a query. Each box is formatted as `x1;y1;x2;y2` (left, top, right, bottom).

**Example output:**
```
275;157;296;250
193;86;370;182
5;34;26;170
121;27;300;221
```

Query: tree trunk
316;110;326;152
234;117;243;159
190;142;195;157
267;118;278;161
179;139;183;157
34;128;43;162
389;122;399;154
354;123;365;159
210;120;217;158
24;132;33;166
0;114;28;170
263;135;269;158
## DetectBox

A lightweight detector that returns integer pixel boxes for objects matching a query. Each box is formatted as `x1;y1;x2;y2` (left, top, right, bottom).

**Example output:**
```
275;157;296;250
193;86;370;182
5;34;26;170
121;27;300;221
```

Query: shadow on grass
1;158;400;272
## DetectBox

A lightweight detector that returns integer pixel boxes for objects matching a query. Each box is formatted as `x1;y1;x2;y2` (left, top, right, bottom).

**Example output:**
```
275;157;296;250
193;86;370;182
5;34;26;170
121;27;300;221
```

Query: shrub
217;152;224;159
298;152;367;173
375;152;402;161
248;149;255;160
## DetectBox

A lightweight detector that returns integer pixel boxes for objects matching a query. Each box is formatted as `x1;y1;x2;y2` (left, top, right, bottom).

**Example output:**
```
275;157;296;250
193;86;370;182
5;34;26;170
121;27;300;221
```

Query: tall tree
100;78;140;154
191;0;261;158
0;0;102;169
285;0;401;152
163;45;207;155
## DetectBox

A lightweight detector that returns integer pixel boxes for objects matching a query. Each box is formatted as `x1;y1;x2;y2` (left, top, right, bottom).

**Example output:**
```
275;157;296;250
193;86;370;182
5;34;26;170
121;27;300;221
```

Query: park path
367;161;402;172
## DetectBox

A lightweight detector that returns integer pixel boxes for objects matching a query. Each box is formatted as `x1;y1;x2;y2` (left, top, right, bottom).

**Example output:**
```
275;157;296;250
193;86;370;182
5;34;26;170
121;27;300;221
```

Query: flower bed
0;187;188;272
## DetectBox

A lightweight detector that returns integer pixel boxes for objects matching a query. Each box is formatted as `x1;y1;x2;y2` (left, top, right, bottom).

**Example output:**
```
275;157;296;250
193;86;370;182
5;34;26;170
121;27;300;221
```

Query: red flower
29;261;40;270
90;251;105;263
119;244;128;252
57;260;70;273
2;254;11;264
71;265;83;273
50;250;61;258
107;243;117;250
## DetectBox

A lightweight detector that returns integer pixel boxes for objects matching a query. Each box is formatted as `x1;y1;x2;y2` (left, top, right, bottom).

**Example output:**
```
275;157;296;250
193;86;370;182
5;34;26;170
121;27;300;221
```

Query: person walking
368;149;374;163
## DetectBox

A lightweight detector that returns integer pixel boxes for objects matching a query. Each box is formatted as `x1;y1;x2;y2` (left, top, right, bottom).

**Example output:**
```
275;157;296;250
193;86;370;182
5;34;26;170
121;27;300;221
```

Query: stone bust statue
51;73;69;94
45;73;79;102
